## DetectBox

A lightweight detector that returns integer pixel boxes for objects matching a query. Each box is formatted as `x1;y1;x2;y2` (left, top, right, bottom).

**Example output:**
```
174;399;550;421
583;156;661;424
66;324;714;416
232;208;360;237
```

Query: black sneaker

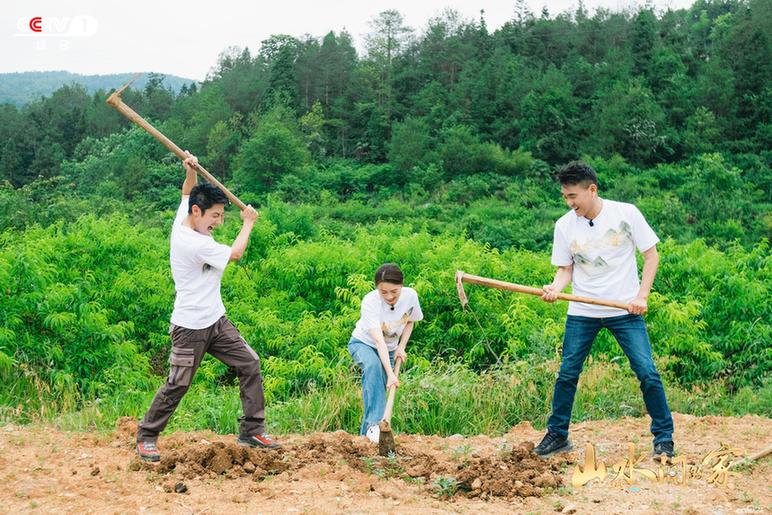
136;441;160;462
237;433;282;449
534;431;572;457
653;441;675;460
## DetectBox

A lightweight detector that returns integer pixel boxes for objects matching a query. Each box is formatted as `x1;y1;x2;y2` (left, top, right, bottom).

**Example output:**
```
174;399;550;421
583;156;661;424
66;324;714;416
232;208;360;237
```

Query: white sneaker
366;425;380;443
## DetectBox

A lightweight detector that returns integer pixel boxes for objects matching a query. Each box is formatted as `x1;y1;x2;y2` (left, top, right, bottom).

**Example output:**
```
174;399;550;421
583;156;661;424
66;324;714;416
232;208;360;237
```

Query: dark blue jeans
547;314;674;444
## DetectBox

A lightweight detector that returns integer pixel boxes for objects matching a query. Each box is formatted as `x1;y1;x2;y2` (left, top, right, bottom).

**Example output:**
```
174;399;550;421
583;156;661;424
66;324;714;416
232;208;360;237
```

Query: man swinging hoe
106;78;281;462
135;152;282;462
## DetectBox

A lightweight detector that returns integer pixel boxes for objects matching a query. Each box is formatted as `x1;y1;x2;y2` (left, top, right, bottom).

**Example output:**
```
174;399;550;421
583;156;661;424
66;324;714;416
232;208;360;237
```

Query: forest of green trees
0;0;769;434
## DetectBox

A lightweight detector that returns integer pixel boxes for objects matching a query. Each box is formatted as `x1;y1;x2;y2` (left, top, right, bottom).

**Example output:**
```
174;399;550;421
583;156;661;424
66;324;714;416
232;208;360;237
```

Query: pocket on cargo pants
168;347;195;386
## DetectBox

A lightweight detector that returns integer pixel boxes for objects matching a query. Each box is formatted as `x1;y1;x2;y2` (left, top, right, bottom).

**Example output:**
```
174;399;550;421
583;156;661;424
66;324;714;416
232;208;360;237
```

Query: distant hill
0;71;197;106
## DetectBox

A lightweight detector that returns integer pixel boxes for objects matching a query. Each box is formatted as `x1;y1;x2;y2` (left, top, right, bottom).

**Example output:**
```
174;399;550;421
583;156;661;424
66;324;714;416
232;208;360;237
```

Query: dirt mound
298;430;375;469
454;442;564;498
134;430;411;481
127;429;560;500
154;441;291;479
126;431;370;479
112;416;138;448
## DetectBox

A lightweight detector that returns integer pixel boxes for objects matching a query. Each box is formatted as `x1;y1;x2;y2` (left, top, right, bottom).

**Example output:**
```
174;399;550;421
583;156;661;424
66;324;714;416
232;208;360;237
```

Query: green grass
9;358;768;436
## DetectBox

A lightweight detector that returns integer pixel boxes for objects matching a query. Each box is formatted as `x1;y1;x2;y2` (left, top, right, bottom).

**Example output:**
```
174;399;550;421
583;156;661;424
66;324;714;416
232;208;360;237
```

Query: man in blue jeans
535;161;675;460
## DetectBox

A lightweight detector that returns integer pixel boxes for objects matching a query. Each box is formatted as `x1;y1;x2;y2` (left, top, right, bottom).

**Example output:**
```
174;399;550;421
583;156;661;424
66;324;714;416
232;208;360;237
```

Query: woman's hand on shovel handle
387;372;399;389
395;348;407;364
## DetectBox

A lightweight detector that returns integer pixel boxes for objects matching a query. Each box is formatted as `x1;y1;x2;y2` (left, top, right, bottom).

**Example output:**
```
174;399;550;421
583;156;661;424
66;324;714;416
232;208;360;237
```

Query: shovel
378;339;408;456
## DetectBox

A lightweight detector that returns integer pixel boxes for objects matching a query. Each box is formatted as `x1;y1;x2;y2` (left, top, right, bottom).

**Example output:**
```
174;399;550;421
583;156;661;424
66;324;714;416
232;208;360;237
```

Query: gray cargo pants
136;316;265;442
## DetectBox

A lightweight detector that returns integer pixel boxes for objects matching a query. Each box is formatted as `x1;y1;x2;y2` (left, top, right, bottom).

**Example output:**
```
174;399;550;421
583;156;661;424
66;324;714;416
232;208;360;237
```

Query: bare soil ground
1;413;769;514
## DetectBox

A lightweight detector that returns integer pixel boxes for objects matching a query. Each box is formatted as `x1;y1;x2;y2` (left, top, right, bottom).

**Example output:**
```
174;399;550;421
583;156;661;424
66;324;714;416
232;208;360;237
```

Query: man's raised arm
181;151;198;196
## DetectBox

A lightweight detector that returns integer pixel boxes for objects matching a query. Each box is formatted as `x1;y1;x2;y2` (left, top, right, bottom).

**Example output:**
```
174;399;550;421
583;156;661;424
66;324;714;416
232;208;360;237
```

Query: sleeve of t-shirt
196;238;232;271
359;294;381;331
629;205;659;252
408;290;424;322
174;196;189;227
551;222;573;266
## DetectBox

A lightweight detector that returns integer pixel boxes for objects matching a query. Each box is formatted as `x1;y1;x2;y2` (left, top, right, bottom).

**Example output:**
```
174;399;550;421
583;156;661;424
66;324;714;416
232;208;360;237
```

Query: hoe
455;270;629;310
106;74;246;210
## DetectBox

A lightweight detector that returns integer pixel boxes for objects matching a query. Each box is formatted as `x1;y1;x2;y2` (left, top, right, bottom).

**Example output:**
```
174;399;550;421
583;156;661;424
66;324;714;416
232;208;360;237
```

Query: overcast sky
3;0;694;81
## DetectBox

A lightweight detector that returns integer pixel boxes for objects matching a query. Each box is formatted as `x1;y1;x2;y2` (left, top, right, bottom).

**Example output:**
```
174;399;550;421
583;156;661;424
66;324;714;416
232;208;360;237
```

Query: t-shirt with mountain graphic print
551;199;659;318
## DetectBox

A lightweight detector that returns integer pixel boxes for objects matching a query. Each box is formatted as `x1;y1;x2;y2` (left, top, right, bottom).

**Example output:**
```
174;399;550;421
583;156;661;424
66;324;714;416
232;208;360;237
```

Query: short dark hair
188;183;229;214
556;161;598;187
374;263;404;286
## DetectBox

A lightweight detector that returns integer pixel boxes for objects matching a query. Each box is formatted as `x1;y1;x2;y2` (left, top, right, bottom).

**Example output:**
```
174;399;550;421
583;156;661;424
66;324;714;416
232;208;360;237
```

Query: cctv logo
29;17;42;32
16;16;98;37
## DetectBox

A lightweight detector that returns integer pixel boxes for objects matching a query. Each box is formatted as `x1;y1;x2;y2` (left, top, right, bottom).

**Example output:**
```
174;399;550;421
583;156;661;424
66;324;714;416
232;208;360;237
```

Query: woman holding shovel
348;263;423;443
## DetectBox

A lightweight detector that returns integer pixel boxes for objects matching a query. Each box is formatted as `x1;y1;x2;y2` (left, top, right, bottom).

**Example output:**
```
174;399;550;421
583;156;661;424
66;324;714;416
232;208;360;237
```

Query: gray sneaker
653;441;675;460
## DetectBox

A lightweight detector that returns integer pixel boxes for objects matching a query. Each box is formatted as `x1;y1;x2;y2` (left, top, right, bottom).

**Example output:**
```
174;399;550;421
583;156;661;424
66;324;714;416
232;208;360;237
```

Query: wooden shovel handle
107;82;247;211
381;339;408;425
458;271;630;311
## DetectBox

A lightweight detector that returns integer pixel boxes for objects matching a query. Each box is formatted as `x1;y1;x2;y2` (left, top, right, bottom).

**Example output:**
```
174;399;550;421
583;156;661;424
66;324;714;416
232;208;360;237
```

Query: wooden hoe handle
106;75;247;210
456;270;630;311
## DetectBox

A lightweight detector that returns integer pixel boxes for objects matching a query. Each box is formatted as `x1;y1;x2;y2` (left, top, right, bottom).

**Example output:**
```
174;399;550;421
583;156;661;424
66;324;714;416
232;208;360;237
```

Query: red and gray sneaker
136;441;160;462
237;433;281;449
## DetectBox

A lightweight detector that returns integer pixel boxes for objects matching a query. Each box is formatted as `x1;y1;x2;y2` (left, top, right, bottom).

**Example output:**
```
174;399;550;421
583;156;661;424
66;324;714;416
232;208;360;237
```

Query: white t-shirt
169;196;232;329
551;199;659;318
352;287;424;351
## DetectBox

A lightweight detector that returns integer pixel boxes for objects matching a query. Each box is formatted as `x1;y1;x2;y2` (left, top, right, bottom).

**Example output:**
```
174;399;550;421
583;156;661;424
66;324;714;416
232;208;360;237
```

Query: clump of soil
298;431;376;469
454;442;564;498
155;441;291;479
113;416;139;449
